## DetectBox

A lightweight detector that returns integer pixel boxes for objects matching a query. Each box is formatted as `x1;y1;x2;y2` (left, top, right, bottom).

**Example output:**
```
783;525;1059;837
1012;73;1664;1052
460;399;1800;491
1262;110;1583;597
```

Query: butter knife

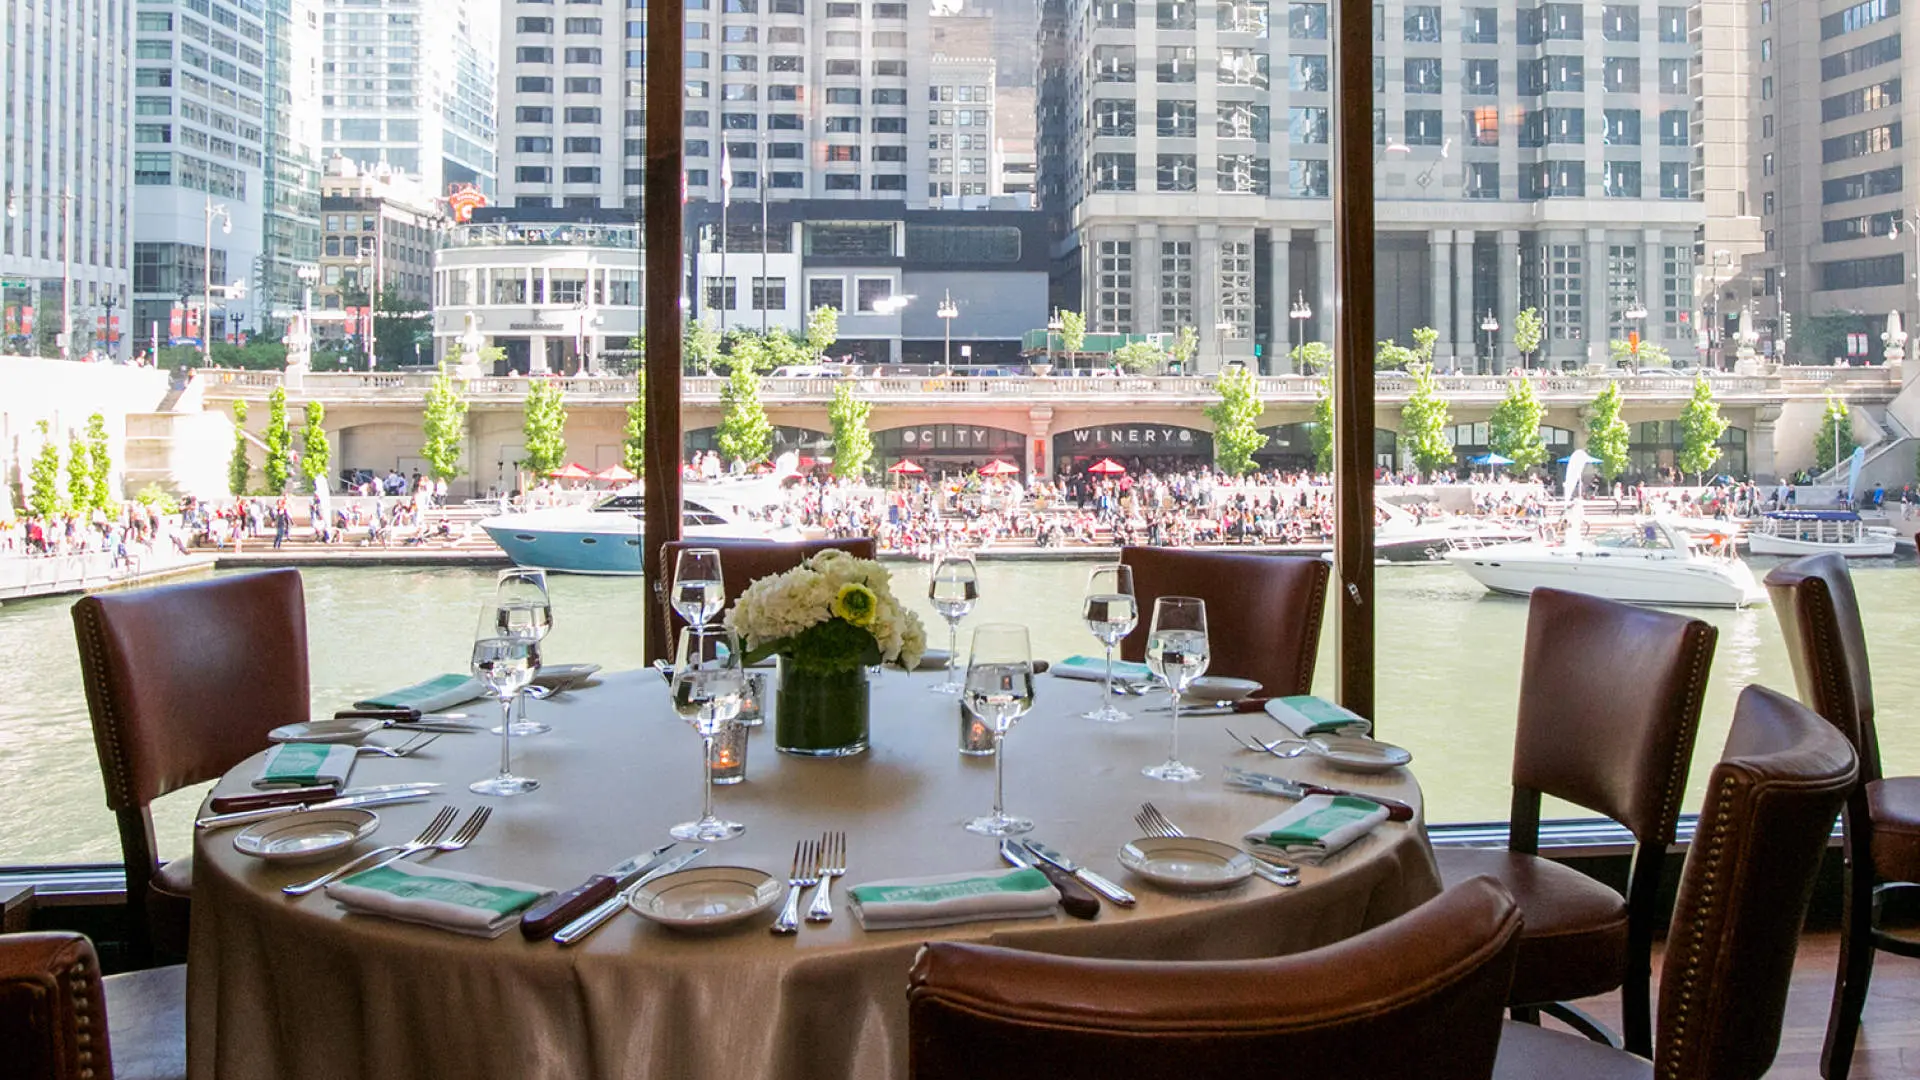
520;842;678;940
1000;839;1099;919
1225;767;1416;822
193;786;440;830
1020;840;1135;907
553;847;707;945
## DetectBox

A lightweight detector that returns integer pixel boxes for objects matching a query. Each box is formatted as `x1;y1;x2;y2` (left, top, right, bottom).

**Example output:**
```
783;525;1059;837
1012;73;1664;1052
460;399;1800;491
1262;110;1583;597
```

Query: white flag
721;146;733;207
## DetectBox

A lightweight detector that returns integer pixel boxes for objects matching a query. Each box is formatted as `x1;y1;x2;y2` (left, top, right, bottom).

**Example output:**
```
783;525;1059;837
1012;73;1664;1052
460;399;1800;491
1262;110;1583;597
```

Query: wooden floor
1568;933;1920;1077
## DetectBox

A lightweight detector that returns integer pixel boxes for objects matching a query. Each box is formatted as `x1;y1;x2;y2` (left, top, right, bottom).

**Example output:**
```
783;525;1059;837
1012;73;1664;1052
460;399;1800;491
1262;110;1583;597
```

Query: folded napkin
1050;654;1154;684
355;674;487;713
327;861;551;938
1244;795;1391;866
848;868;1060;930
254;742;355;789
1264;695;1373;738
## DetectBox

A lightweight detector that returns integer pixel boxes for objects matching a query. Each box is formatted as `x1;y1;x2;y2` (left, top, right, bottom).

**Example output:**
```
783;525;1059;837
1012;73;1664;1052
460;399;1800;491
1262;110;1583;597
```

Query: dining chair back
0;930;188;1080
654;538;876;657
908;875;1523;1080
71;568;310;962
1116;548;1330;696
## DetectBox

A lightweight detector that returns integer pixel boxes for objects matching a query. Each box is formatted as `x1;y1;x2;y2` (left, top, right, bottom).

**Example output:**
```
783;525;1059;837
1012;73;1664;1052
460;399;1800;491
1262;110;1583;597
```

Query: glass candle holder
959;701;996;757
708;720;749;784
736;672;766;728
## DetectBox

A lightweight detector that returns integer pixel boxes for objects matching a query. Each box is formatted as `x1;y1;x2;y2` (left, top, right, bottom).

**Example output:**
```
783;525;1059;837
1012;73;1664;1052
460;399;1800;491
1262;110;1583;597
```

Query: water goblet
962;624;1036;836
928;554;979;695
669;625;748;842
1142;596;1209;783
672;547;726;628
493;568;553;736
469;619;541;797
1079;563;1138;723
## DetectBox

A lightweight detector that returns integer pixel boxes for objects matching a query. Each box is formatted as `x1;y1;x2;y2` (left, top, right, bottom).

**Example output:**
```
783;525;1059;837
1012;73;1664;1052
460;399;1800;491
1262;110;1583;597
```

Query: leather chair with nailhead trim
1116;547;1331;697
0;930;186;1080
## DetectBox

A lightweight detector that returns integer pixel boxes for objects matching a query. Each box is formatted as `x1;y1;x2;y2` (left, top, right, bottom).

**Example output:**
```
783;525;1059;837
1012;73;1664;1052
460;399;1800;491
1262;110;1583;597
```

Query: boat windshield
593;494;643;512
1590;525;1679;551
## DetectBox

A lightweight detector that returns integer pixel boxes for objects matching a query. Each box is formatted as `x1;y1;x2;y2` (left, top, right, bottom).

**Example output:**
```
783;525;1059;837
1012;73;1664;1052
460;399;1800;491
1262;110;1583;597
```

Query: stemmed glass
1142;596;1209;783
672;548;726;628
1079;564;1138;723
493;568;552;736
668;625;748;842
962;624;1036;836
470;605;541;797
927;554;979;694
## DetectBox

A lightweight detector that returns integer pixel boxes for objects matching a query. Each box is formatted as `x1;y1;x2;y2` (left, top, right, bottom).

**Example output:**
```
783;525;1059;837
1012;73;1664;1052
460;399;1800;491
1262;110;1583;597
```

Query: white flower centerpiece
726;549;927;756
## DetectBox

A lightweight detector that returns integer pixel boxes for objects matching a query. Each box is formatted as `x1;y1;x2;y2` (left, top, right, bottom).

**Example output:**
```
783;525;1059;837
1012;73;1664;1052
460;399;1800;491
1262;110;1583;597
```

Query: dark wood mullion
642;0;686;665
1332;0;1377;717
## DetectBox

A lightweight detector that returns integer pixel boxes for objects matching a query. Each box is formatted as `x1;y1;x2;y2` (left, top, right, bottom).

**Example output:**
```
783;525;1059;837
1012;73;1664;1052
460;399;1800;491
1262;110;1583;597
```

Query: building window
1660;161;1689;198
1288;2;1326;39
1156;153;1197;191
1096;239;1134;331
515;166;553;182
1465;162;1499;198
752;277;787;310
704;276;737;310
1095;45;1136;82
1218;49;1268;87
517;46;553;62
808;278;844;310
1465;106;1499;146
1093;152;1136;191
1547;55;1583;91
855;278;895;312
1403;4;1439;40
1220;240;1253;337
1217;0;1268;35
1822;122;1903;162
563;166;600;183
1217;154;1269;193
1289;159;1329;196
1603;57;1639;93
1160;240;1193;330
1157;46;1197;83
1548;243;1583;340
1822;165;1903;203
1659;109;1688;146
1661;245;1692;338
1158;100;1197;138
1157;0;1195;29
1603;109;1640;145
1606;245;1641;340
1818;255;1905;291
1659;58;1688;92
1602;4;1638;40
1464;59;1498;95
1219;102;1269;139
1096;100;1137;136
1290;54;1327;92
1097;0;1136;27
1657;5;1685;41
1288;106;1328;143
1404;57;1442;93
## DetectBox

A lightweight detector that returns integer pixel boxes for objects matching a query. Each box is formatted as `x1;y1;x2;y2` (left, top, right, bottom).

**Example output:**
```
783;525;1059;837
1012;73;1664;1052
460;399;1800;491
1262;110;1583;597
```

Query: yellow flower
831;582;878;627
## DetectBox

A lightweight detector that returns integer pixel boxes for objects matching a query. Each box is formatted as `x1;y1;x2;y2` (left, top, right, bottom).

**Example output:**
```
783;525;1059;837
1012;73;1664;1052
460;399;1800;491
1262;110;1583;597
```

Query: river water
5;558;1919;865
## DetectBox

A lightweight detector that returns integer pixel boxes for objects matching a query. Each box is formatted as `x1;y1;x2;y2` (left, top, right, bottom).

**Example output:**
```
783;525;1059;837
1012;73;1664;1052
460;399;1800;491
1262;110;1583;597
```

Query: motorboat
1746;510;1898;558
1374;502;1534;563
1444;516;1767;608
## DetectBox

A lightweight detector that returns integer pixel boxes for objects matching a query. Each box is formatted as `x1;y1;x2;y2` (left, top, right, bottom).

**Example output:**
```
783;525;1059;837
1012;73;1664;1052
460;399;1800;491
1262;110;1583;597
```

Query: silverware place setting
1135;802;1298;887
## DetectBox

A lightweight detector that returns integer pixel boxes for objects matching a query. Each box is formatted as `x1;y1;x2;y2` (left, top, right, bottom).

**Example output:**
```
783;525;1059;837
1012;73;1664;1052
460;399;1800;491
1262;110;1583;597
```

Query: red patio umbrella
887;460;925;474
977;459;1020;476
549;462;594;480
594;463;636;483
1086;458;1128;475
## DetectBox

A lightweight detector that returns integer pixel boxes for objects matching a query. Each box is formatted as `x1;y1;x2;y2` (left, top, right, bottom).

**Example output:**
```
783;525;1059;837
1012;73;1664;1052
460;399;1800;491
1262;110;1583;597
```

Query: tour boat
1444;517;1767;608
1745;510;1898;558
1374;503;1534;563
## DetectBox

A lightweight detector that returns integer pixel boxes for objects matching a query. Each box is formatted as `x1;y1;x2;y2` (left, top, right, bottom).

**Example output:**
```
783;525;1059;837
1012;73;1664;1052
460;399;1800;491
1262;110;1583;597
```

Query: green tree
420;368;469;481
521;379;570;478
27;422;65;519
684;316;723;373
1399;363;1455;478
1584;381;1632;482
1169;326;1199;372
262;386;292;493
1797;312;1855;367
1609;339;1674;368
1291;341;1332;374
622;368;647;474
1513;307;1544;368
372;285;432;368
715;365;774;466
1411;326;1440;366
84;413;113;513
228;401;252;496
1112;340;1166;374
66;431;91;515
1309;379;1334;473
829;381;874;479
804;306;840;360
1677;374;1730;481
299;400;331;491
1374;340;1416;370
1486;376;1548;471
1205;363;1268;475
1814;394;1858;474
1060;310;1086;354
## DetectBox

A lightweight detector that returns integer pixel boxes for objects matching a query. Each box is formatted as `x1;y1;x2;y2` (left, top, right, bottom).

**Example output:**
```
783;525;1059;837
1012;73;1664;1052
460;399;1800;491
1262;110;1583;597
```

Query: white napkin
254;743;356;789
1264;695;1373;738
848;868;1060;930
327;861;551;938
1049;654;1154;683
1244;795;1390;866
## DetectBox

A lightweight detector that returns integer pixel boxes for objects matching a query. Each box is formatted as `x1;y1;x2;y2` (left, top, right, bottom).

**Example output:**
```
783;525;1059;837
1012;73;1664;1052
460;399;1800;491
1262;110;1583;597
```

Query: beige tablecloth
189;668;1440;1080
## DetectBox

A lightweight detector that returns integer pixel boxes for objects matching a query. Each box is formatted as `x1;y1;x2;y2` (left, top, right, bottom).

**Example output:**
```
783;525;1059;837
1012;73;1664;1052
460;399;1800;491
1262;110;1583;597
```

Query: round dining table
187;667;1442;1080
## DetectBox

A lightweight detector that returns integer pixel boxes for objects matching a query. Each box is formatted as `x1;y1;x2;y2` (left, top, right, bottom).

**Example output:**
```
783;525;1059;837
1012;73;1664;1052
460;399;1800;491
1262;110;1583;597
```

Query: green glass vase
773;659;871;757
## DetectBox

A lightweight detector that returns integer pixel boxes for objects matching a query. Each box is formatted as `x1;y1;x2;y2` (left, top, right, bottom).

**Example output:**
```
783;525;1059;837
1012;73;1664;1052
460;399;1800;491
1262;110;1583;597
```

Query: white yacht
1746;510;1898;558
1445;517;1767;608
1374;502;1534;563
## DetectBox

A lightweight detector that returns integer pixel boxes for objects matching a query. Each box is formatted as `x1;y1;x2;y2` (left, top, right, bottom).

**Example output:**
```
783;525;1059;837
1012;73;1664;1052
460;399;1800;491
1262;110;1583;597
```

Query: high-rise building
320;0;497;197
128;0;271;352
260;0;324;338
313;156;446;355
0;0;133;359
1047;0;1708;373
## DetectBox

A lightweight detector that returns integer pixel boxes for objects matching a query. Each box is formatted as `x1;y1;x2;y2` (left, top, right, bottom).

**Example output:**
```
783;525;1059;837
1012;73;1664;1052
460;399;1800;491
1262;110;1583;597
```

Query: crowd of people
0;502;188;565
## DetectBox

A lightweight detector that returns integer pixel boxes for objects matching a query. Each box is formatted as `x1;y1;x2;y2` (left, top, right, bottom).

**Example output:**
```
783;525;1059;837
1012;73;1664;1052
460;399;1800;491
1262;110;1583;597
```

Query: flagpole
760;135;769;339
720;148;730;340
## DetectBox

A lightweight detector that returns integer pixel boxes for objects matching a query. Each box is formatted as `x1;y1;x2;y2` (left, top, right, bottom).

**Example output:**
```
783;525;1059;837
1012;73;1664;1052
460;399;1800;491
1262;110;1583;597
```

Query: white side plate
1117;835;1256;892
1185;676;1262;703
1312;735;1414;773
268;719;382;744
628;866;783;931
233;808;379;863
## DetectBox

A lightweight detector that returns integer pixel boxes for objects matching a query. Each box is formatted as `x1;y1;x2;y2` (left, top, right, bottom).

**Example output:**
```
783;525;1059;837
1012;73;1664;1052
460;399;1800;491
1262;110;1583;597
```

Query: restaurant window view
3;0;1920;1072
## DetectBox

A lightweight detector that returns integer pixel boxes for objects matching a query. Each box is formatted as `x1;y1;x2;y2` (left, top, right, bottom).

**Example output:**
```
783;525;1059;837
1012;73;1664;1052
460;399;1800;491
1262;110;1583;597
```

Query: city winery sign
875;425;1024;452
1057;424;1212;455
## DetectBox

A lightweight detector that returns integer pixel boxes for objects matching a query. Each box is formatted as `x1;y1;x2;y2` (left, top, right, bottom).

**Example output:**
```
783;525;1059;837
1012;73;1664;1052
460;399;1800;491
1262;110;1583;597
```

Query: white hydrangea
723;549;927;667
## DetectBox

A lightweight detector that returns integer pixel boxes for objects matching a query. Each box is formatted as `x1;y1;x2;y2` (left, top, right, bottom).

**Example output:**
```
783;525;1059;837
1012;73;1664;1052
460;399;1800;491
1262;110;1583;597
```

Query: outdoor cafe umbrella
549;462;595;481
978;459;1020;476
1087;458;1128;475
887;460;925;475
1468;452;1513;467
594;463;636;483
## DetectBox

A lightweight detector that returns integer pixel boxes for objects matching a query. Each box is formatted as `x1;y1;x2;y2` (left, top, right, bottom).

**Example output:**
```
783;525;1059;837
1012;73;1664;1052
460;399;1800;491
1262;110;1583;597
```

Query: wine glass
672;547;726;628
1079;564;1138;723
1142;596;1209;783
668;625;748;842
962;623;1036;836
927;554;979;694
493;568;553;736
470;608;541;797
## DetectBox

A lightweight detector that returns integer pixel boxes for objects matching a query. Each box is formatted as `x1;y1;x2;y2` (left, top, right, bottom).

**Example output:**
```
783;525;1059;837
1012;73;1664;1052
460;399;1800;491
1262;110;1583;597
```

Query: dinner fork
284;805;458;896
1135;802;1297;887
770;839;819;936
356;732;443;758
408;806;490;861
1225;729;1315;759
805;831;847;924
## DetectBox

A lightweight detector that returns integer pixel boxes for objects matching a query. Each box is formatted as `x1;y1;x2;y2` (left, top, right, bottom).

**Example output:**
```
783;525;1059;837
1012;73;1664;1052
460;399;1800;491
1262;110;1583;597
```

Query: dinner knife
1145;697;1273;714
553;847;708;945
193;787;440;830
1225;768;1416;822
208;782;437;814
519;842;679;940
999;839;1099;919
1020;840;1136;907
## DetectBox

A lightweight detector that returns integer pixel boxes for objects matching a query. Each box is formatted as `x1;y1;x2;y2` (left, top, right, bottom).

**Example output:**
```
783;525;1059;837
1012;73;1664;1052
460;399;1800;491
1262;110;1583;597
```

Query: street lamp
1702;249;1733;370
1888;215;1920;362
1288;291;1312;371
6;188;75;360
1046;307;1063;369
1215;318;1235;369
202;195;234;367
937;290;959;372
1480;310;1499;373
1624;297;1648;368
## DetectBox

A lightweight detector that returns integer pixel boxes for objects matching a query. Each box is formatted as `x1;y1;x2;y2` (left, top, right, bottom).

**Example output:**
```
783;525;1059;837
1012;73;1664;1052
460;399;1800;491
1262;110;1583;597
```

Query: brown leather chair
71;568;310;964
653;537;876;657
1116;548;1330;696
908;875;1523;1080
1765;552;1917;1079
1435;587;1716;1057
1493;684;1857;1080
0;931;187;1080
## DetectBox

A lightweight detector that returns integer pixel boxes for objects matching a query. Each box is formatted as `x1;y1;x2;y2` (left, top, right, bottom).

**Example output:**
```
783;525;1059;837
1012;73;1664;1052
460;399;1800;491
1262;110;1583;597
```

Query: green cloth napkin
1264;695;1373;738
849;868;1060;930
254;742;355;789
354;674;487;713
327;862;550;938
1051;654;1154;684
1244;795;1391;866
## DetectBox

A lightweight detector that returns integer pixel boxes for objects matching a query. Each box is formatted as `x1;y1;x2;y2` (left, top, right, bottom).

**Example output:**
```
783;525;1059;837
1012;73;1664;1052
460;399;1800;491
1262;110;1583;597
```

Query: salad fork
284;805;457;896
1134;802;1297;887
356;732;444;758
806;831;847;924
771;839;819;935
1225;729;1315;759
411;806;490;860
